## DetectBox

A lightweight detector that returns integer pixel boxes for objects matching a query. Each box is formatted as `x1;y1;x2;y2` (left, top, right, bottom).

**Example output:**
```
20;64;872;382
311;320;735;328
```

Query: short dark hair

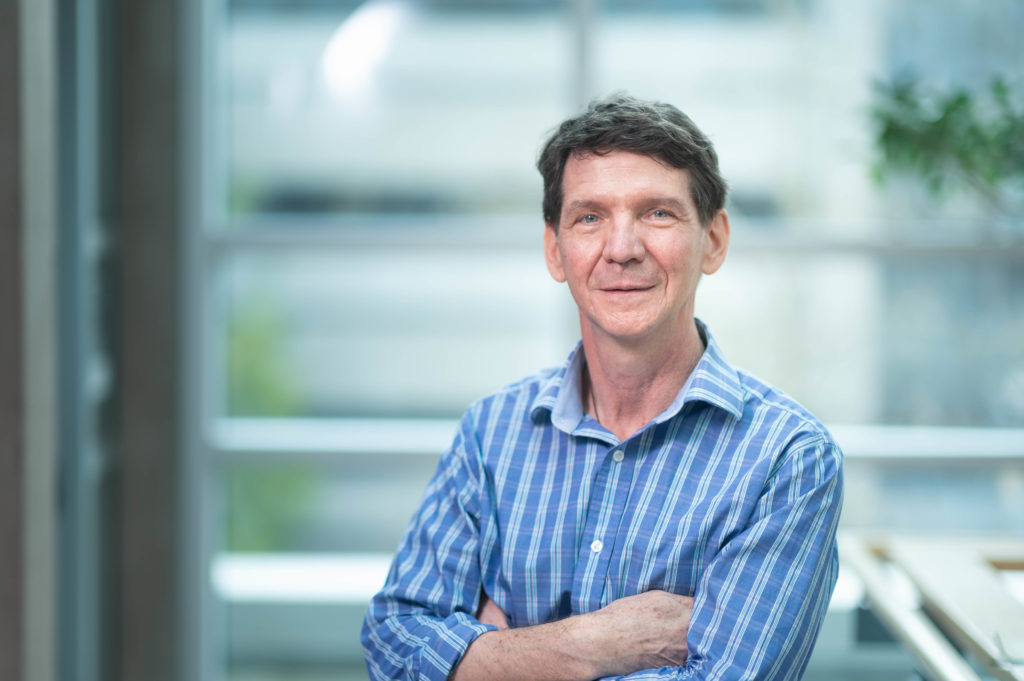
538;93;728;229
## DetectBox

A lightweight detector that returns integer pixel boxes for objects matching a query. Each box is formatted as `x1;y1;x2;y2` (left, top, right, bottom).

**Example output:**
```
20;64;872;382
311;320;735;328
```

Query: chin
591;318;660;342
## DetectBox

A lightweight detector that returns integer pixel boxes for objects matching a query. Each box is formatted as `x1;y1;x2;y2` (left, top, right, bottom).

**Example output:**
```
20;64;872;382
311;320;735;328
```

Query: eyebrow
643;197;692;213
562;199;604;215
563;197;693;215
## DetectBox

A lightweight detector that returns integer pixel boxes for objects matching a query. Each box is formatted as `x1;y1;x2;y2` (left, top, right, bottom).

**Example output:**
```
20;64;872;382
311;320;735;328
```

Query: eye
650;209;672;219
579;214;600;224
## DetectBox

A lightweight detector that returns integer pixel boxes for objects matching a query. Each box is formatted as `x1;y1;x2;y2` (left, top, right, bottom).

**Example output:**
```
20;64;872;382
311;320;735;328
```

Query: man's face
544;150;729;345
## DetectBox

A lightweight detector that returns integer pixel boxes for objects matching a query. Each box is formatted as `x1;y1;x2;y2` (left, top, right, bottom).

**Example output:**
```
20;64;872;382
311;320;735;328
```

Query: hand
587;590;693;676
476;593;510;629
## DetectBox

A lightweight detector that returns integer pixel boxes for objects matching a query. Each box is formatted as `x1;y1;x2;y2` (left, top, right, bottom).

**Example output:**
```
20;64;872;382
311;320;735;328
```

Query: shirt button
591;539;603;553
612;450;624;462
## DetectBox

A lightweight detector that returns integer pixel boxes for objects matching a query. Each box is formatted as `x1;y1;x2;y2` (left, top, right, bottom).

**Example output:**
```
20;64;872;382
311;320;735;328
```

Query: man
362;94;843;681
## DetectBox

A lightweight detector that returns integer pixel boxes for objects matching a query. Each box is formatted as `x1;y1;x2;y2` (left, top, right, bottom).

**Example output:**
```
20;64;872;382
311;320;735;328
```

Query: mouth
602;285;655;293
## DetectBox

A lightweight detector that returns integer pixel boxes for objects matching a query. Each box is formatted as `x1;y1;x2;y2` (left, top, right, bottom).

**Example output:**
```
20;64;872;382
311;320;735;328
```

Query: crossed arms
361;415;843;681
452;590;693;681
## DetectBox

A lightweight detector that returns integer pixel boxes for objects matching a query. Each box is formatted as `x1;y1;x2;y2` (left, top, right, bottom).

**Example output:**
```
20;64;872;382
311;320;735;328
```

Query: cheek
663;244;705;286
562;257;591;291
560;244;597;278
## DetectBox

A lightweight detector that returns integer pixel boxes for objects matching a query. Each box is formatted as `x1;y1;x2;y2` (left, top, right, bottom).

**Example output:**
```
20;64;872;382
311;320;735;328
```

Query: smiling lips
600;284;655;292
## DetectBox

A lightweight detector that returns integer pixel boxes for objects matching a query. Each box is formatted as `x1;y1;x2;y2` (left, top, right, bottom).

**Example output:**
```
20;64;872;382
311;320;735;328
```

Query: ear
701;209;730;275
544;224;566;283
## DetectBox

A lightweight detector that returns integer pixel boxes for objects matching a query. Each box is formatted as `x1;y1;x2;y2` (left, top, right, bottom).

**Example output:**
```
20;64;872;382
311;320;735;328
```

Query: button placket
571;444;635;613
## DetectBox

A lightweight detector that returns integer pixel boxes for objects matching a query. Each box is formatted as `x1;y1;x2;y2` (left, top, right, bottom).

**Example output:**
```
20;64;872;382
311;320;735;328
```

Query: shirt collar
658;319;746;423
530;319;746;433
530;341;586;432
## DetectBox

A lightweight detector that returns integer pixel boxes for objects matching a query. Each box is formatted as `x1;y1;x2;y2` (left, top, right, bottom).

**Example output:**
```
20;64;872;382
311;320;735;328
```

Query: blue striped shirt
362;322;843;680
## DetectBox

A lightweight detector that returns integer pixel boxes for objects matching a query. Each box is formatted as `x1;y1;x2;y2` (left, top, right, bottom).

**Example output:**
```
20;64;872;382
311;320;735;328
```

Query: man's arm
451;590;693;681
602;433;844;680
360;418;495;681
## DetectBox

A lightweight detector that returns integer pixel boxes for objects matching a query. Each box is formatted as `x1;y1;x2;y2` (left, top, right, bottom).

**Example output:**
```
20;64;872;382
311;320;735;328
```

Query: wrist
567;610;614;679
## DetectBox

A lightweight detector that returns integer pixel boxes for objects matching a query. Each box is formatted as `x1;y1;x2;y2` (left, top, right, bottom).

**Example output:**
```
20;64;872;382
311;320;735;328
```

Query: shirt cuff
420;612;497;681
597;660;701;681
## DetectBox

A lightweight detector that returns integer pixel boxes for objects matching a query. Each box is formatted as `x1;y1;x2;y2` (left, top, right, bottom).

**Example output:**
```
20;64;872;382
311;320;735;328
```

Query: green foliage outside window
871;75;1024;218
228;465;317;552
228;300;301;417
227;300;315;552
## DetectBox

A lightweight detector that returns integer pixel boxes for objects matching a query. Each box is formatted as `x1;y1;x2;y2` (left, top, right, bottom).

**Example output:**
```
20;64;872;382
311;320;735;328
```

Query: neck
581;320;704;442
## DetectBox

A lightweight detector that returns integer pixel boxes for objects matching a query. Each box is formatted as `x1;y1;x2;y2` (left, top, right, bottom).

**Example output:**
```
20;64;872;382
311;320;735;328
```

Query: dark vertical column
0;0;25;679
55;0;119;678
116;0;184;678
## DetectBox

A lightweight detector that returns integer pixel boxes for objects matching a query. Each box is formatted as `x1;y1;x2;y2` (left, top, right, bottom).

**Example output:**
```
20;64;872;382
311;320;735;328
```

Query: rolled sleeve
685;433;843;680
361;414;495;681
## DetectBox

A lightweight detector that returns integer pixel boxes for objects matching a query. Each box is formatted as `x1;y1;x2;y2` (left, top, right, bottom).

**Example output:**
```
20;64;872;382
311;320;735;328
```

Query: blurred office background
3;1;1023;681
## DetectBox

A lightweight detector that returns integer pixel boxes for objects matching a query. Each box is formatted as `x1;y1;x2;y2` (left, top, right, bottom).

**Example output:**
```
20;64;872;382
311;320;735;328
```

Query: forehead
561;150;691;201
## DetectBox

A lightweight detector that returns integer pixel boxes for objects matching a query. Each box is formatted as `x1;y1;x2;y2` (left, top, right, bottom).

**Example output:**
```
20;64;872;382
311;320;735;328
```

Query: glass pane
699;247;1024;427
227;1;572;218
218;457;440;681
881;259;1024;426
698;249;884;425
223;458;438;553
219;238;576;419
841;458;1024;534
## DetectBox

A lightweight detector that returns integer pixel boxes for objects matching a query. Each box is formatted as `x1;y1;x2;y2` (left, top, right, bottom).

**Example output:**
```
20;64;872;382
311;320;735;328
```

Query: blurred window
195;1;1024;680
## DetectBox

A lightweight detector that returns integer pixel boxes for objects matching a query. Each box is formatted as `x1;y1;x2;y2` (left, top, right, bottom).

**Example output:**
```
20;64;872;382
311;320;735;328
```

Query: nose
602;214;646;264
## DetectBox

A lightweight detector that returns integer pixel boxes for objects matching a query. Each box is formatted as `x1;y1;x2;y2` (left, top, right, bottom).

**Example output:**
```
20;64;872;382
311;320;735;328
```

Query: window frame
185;2;1024;679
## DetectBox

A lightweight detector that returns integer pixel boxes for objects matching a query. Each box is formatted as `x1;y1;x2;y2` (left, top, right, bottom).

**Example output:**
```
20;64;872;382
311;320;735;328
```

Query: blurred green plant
228;300;300;416
227;300;314;552
228;464;317;552
871;75;1024;215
